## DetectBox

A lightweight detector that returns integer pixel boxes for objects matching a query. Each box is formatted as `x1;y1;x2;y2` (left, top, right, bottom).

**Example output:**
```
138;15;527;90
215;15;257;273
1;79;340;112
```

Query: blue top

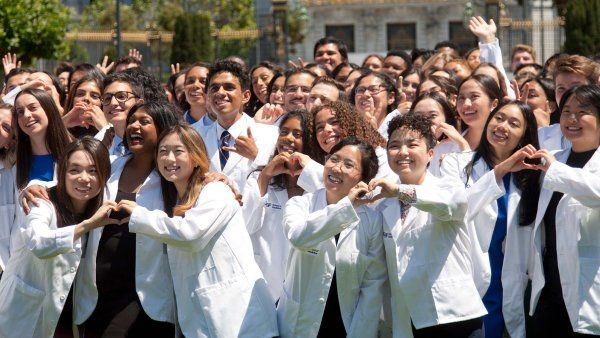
482;174;511;338
184;110;197;125
29;154;54;183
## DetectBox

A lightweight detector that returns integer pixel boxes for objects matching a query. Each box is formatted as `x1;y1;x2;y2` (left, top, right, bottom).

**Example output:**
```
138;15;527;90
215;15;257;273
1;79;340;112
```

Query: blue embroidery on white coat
264;202;282;210
383;232;393;239
308;249;319;255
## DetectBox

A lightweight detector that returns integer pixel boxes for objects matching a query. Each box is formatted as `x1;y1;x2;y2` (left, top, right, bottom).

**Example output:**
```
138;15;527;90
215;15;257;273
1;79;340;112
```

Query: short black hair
514;62;543;76
115;55;142;69
4;67;35;85
206;59;250;92
328;136;379;183
387;113;436;150
411;48;436;63
313;37;349;62
124;101;180;151
434;41;457;51
103;71;143;99
385;50;413;70
123;67;168;104
55;62;73;77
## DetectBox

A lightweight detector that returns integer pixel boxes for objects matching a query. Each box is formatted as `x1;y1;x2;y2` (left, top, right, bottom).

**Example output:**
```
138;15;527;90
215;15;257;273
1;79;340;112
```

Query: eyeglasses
101;91;138;106
285;85;311;94
560;111;593;120
326;154;360;172
355;85;386;96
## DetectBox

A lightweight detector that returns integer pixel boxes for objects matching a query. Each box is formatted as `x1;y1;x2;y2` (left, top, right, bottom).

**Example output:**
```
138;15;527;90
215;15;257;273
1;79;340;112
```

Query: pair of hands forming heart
494;144;555;182
263;152;309;178
95;200;137;228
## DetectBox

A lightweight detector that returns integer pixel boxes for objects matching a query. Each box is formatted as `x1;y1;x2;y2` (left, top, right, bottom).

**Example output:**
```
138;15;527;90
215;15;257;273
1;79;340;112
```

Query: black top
317;234;347;337
95;190;137;304
539;149;595;309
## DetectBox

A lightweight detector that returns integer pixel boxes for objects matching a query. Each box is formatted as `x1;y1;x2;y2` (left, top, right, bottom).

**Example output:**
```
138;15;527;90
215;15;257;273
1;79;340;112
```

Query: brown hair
0;103;15;167
473;62;509;97
309;101;386;163
552;55;599;85
53;137;110;225
14;89;72;189
511;44;536;63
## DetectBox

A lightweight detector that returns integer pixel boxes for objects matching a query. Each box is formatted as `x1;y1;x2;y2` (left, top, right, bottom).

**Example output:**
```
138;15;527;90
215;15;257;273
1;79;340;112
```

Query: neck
30;135;49;155
129;152;155;175
189;104;206;121
174;181;188;200
572;140;599;153
285;174;300;188
400;171;427;185
114;124;126;139
70;197;87;214
325;189;345;205
218;111;242;130
491;147;511;166
464;127;482;150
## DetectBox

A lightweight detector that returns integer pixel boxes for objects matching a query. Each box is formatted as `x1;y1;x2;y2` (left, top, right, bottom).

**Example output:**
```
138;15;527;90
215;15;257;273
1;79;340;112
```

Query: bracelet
396;185;417;204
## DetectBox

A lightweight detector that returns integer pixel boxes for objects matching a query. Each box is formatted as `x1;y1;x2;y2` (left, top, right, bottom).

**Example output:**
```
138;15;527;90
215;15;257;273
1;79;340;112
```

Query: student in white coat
196;60;278;193
293;101;396;193
75;102;179;337
528;85;600;336
242;110;309;303
0;103;17;278
0;137;116;338
119;124;278;338
440;100;542;338
370;114;487;338
279;137;387;338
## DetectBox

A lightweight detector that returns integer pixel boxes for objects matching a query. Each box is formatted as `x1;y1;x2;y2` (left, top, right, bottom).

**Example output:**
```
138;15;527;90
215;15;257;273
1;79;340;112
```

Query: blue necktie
219;130;231;170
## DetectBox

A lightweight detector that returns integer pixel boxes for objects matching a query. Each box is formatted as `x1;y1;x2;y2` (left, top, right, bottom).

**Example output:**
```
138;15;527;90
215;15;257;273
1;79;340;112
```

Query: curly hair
386;113;436;150
309;100;386;163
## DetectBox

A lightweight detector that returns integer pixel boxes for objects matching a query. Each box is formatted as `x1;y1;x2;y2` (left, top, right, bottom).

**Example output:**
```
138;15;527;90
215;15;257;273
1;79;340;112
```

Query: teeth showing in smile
327;174;342;184
75;187;91;193
566;126;581;131
130;134;143;143
463;109;476;116
189;91;202;97
280;144;295;153
396;159;412;166
324;136;338;145
164;166;179;173
25;120;38;127
492;130;507;141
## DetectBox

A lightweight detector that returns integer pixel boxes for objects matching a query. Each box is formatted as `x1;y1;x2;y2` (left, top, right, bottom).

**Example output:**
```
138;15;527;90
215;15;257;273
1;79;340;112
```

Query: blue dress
482;174;510;338
29;154;54;183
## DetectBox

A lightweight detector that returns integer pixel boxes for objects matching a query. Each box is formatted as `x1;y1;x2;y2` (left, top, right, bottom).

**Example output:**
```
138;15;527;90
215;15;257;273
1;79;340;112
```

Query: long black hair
465;100;540;225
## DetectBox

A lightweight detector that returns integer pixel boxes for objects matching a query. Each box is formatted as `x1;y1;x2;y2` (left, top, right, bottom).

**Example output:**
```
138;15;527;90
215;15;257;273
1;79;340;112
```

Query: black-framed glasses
101;91;138;106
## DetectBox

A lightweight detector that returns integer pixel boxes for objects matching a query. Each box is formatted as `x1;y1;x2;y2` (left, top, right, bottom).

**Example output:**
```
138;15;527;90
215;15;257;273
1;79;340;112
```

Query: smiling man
198;60;279;193
313;37;348;72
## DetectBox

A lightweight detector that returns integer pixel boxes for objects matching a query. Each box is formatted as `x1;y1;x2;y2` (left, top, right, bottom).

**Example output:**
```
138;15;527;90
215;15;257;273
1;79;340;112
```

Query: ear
138;98;145;104
449;94;457;107
427;147;434;162
491;98;499;111
388;92;396;106
241;89;251;105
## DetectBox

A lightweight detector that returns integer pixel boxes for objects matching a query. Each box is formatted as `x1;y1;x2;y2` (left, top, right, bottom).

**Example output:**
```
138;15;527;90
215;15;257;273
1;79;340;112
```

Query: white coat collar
314;189;357;246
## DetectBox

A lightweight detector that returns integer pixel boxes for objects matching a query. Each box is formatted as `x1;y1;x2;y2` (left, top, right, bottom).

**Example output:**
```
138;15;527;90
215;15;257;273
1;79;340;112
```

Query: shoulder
27;198;56;219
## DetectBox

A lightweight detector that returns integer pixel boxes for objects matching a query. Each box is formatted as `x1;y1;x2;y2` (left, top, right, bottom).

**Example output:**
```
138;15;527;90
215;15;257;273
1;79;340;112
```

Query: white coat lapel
534;149;571;229
381;198;403;240
203;124;222;172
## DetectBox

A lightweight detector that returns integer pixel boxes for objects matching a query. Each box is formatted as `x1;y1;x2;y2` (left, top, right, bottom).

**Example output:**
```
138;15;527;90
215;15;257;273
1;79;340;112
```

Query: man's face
207;71;250;123
511;51;534;72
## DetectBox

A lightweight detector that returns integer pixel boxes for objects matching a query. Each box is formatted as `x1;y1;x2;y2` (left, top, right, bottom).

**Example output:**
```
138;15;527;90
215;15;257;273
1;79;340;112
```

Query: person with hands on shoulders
119;124;278;338
440;100;542;338
279;137;386;338
528;85;600;337
371;114;486;338
242;110;310;303
0;137;114;338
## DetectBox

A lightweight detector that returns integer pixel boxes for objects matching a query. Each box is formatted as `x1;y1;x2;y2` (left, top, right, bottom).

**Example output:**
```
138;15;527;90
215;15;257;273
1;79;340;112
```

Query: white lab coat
441;152;533;338
297;147;397;193
242;175;291;303
376;173;487;338
529;147;600;335
278;189;387;338
128;181;278;338
0;163;20;273
478;38;516;99
538;123;570;151
0;199;82;338
198;113;279;194
73;155;175;325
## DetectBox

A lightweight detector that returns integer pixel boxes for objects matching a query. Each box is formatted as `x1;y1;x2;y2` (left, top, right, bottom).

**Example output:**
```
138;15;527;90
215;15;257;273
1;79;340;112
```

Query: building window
387;23;416;51
449;21;477;54
325;25;355;52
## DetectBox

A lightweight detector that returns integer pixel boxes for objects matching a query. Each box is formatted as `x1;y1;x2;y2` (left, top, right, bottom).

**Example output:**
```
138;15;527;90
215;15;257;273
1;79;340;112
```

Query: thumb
397;76;403;92
247;126;254;139
400;91;407;104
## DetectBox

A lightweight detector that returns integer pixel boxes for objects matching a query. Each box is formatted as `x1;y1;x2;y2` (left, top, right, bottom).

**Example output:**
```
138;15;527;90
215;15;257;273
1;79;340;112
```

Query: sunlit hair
156;124;210;216
53;137;110;225
472;62;509;97
14;88;72;189
409;92;458;141
552;55;599;85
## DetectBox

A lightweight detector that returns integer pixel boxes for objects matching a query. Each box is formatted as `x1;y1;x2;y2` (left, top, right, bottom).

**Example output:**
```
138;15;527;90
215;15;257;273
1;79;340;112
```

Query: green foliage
0;0;70;64
564;0;600;56
171;12;213;64
79;0;139;30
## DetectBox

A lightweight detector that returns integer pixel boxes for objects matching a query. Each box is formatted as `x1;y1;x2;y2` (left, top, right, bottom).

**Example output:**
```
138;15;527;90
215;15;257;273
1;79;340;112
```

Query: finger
397;76;403;92
368;178;382;191
246;127;253;139
22;198;31;214
118;217;130;225
522;83;531;104
17;61;21;68
298;57;305;67
222;146;238;153
171;64;176;74
288;60;298;69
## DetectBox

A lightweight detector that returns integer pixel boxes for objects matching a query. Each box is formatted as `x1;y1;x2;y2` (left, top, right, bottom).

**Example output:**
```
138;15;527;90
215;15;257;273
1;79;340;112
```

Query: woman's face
126;108;158;154
412;98;447;138
184;66;209;108
560;95;600;151
402;73;420;102
73;81;102;107
65;150;101;203
0;108;14;149
344;70;362;97
387;128;433;184
486;104;526;157
315;108;341;153
523;81;549;113
269;76;285;105
157;133;195;186
363;56;383;72
457;79;496;130
355;74;392;116
467;49;481;69
103;81;137;130
277;117;304;154
323;144;363;197
252;67;274;104
15;93;49;139
419;80;444;98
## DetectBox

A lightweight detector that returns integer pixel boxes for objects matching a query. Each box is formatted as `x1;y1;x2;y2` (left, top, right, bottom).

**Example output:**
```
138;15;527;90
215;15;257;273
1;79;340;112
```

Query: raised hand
96;55;115;74
171;63;181;75
493;144;539;181
288;57;307;69
2;53;20;75
254;103;284;125
469;16;497;44
128;49;143;62
348;181;370;208
21;185;49;215
436;122;470;151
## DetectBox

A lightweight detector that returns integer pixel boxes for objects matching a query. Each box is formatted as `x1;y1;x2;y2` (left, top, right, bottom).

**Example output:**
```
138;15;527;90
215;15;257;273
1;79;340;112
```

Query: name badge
383;232;393;239
307;249;319;255
264;202;282;210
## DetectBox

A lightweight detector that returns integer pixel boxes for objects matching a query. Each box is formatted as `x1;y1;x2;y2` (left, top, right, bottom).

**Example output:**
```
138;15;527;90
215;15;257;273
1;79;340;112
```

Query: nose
166;150;176;161
284;131;296;143
110;95;120;106
323;123;333;133
399;145;409;156
79;170;91;182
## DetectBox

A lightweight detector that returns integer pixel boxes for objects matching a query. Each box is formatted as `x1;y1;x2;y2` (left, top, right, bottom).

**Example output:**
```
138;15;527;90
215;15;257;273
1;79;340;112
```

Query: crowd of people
0;15;599;338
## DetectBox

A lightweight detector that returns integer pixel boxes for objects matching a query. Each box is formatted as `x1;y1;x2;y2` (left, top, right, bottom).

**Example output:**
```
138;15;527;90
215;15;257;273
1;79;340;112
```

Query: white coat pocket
277;286;301;337
0;274;46;338
194;276;276;337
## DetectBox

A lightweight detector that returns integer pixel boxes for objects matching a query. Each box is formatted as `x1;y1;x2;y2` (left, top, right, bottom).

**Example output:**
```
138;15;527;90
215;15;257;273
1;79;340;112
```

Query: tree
170;12;213;64
0;0;70;64
564;0;600;56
